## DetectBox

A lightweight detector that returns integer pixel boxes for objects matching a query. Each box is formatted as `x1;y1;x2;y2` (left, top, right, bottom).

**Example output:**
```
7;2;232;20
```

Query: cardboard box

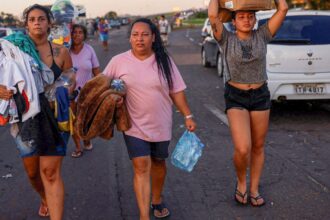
219;0;273;11
218;8;232;22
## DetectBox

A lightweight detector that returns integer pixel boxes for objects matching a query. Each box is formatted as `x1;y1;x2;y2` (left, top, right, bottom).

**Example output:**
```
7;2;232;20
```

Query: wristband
184;114;193;120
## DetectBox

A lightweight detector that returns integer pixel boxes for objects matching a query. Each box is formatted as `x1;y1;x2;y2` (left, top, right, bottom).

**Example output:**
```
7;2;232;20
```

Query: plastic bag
48;24;72;48
51;0;77;24
49;0;77;48
44;68;76;102
171;130;205;172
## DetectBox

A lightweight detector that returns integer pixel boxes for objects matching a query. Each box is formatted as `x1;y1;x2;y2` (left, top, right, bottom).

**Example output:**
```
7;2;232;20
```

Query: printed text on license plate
295;84;325;94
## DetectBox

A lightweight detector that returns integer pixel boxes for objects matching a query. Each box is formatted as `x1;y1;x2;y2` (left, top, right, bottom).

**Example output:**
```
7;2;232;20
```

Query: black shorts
224;82;271;113
123;134;170;160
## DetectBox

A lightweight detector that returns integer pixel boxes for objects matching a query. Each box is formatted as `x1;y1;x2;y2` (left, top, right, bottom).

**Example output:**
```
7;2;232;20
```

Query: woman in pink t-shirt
70;24;100;158
104;18;196;219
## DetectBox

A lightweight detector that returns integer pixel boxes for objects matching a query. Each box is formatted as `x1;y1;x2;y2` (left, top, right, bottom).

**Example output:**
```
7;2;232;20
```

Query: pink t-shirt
70;43;100;89
103;50;186;142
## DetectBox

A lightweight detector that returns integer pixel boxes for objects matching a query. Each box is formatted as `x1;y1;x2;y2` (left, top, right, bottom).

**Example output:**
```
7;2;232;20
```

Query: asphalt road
0;26;329;220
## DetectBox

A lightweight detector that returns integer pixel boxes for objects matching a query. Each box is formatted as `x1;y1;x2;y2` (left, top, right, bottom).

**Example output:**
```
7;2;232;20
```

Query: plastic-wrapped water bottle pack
171;130;205;172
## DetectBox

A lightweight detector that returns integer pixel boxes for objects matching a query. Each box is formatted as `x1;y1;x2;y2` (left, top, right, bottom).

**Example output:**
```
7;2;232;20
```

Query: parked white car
201;18;212;38
261;10;330;101
201;10;330;101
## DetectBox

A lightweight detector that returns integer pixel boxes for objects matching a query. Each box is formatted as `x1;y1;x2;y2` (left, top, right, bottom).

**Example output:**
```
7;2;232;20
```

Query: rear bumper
268;72;330;100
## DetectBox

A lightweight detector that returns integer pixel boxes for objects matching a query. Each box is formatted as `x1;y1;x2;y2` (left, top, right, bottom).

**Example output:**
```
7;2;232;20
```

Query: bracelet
184;114;194;120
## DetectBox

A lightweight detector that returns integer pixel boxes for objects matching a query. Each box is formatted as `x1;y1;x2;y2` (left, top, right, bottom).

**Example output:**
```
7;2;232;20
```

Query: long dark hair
130;18;173;89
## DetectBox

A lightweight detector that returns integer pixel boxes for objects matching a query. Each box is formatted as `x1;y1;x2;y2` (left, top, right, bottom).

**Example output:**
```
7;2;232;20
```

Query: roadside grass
182;18;205;27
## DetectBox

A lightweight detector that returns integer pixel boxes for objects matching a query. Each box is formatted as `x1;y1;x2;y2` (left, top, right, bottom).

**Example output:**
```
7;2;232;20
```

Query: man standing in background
158;15;170;46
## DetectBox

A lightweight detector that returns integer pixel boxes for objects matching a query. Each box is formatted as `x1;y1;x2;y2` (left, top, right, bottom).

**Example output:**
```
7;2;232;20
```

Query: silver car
201;22;234;77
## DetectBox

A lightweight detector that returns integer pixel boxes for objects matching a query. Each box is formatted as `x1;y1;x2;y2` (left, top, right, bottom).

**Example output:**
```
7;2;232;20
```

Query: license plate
295;84;325;94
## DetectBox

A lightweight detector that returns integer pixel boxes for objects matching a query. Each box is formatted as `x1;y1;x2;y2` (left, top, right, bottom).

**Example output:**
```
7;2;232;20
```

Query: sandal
234;184;248;205
84;144;93;151
250;194;266;207
151;203;170;218
71;150;83;158
38;203;49;217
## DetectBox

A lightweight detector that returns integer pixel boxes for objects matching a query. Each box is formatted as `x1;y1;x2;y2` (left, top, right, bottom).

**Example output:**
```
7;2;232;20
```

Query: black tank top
48;41;62;80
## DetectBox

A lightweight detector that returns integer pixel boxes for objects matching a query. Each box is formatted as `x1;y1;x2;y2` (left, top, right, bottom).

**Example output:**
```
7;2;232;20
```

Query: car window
259;15;330;45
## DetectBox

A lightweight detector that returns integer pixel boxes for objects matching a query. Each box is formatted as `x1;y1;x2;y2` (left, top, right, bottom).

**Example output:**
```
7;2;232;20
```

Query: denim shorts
224;82;271;113
99;33;108;42
15;132;69;158
123;134;170;160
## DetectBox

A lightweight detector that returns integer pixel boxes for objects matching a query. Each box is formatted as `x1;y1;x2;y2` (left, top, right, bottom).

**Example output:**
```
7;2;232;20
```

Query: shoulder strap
48;41;54;58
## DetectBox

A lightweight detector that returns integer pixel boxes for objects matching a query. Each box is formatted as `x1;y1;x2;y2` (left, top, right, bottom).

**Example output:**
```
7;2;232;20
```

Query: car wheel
202;48;211;67
217;53;224;77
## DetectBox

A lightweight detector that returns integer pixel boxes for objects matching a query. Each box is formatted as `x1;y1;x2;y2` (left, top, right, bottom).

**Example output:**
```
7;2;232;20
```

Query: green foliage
182;18;205;27
193;11;208;19
105;11;118;19
287;0;330;9
0;12;17;26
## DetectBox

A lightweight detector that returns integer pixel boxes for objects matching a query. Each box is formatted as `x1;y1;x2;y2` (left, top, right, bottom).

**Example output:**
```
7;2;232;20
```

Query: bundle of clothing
0;36;42;125
75;74;131;140
0;32;71;153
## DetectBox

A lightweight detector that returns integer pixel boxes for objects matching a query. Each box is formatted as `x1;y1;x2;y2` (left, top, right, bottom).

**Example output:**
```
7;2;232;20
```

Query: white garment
159;19;169;34
0;52;25;114
0;39;40;122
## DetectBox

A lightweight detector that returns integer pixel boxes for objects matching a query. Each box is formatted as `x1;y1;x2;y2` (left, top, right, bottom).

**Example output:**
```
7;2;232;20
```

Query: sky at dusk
2;0;210;18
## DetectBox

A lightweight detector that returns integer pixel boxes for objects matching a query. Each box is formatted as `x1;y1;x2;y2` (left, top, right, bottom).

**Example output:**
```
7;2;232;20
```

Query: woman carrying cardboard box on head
208;0;288;207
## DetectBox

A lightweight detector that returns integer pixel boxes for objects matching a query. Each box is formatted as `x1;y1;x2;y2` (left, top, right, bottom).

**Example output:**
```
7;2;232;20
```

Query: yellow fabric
54;100;75;135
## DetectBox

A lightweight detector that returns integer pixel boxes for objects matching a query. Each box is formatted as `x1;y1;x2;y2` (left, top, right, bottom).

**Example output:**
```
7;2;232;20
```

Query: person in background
69;24;100;158
103;18;196;220
87;21;94;36
98;18;109;51
93;19;98;36
209;0;288;207
158;15;170;46
152;17;159;28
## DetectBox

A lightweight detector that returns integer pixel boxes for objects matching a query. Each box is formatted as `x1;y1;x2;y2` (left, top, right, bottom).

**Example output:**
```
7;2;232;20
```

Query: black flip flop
234;183;248;205
151;202;171;218
250;194;266;207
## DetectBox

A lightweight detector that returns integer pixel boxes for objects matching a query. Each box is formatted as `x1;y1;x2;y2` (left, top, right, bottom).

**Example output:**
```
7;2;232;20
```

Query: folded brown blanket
76;75;131;140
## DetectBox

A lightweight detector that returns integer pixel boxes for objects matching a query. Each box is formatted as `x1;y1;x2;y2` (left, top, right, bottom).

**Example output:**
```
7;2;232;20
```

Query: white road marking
268;145;329;193
186;29;190;37
204;103;329;193
204;104;228;126
185;29;203;47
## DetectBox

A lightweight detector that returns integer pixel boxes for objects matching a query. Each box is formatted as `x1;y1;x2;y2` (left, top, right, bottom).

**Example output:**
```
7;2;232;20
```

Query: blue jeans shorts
224;82;271;113
123;134;170;160
15;132;69;158
99;33;108;42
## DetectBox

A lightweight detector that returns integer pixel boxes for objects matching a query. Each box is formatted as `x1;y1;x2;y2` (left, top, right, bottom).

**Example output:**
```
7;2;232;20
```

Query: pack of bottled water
171;130;205;172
